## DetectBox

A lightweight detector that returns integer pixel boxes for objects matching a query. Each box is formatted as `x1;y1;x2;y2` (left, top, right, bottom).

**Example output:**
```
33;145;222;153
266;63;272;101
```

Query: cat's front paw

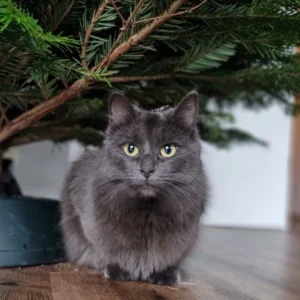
104;264;133;282
147;266;180;286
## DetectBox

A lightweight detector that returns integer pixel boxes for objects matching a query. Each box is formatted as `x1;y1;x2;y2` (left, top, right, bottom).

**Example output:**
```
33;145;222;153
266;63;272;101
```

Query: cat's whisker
160;183;185;214
168;184;202;213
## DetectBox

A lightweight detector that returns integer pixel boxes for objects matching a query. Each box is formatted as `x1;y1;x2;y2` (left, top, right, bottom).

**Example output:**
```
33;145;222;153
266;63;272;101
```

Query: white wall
12;142;69;200
202;105;291;230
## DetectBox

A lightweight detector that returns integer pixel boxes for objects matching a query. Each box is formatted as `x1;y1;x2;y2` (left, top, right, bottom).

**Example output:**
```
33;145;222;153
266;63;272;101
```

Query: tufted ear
174;91;198;128
109;92;135;126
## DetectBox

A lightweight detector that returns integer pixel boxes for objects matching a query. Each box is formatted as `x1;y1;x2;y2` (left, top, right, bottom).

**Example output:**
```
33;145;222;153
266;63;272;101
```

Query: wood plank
50;266;212;300
0;268;52;300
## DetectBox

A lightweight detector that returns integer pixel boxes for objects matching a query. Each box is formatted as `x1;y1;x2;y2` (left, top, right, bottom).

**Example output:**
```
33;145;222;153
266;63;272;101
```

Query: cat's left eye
160;144;176;158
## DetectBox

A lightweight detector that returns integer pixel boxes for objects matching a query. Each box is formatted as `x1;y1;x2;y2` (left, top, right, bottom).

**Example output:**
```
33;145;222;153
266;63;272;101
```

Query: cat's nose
140;168;155;179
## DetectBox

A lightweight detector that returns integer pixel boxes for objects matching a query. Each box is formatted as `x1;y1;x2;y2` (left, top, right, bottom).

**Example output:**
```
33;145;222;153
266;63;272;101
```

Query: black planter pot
0;196;65;268
0;159;22;196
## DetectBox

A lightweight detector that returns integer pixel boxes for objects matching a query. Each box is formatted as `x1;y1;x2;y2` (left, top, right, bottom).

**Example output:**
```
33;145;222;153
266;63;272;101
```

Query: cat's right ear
174;91;198;128
109;92;135;126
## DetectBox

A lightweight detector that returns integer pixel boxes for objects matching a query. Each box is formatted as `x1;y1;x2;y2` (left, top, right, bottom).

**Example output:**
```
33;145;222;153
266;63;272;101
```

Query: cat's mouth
138;183;156;198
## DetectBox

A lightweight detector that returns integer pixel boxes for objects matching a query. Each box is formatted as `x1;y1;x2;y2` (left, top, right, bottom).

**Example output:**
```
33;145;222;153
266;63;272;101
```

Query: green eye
124;143;139;156
160;144;176;158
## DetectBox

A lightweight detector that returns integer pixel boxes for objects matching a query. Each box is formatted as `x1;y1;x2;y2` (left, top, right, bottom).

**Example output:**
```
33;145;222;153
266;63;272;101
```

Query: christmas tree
1;0;300;170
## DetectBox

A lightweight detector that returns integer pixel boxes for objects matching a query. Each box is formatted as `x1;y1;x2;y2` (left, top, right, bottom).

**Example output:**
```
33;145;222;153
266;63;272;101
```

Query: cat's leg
146;266;180;286
104;264;134;282
62;215;95;266
61;199;97;268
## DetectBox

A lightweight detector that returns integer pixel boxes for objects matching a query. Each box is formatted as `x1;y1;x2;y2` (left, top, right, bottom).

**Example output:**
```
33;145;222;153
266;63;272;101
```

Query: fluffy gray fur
60;91;208;286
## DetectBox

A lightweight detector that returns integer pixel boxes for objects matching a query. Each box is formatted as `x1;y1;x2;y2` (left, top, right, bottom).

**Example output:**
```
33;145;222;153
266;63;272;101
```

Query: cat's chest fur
87;205;197;278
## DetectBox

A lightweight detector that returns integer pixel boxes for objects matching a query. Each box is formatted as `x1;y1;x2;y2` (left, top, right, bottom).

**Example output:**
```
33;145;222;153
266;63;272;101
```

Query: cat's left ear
174;91;198;128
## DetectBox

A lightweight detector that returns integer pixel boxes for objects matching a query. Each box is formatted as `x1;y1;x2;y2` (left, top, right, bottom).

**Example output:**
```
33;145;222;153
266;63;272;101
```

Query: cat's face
102;92;201;199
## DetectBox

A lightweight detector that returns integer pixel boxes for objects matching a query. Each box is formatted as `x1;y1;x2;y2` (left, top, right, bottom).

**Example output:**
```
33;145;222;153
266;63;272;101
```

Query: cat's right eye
123;143;139;157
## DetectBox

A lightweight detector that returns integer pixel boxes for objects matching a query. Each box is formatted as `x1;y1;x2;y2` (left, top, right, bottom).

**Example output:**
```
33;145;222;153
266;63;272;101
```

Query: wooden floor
1;227;300;300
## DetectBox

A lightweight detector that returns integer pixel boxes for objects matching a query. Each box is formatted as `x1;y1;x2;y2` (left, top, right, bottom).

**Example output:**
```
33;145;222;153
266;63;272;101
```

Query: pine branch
94;0;189;70
4;127;76;148
183;1;300;21
133;0;208;24
0;104;10;126
4;126;105;149
0;43;30;84
41;0;61;27
0;91;42;110
39;80;49;101
2;0;299;149
81;0;111;69
94;0;146;71
0;78;86;143
176;40;236;73
50;0;76;32
107;73;217;82
0;0;189;144
0;0;76;47
0;52;10;69
202;126;268;149
109;0;126;24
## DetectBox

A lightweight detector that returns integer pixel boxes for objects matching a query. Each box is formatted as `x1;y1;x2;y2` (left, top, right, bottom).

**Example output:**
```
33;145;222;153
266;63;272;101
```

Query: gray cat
60;91;208;286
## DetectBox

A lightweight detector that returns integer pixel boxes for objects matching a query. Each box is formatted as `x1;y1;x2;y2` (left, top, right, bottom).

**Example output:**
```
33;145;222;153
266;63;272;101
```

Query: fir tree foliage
0;0;300;151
